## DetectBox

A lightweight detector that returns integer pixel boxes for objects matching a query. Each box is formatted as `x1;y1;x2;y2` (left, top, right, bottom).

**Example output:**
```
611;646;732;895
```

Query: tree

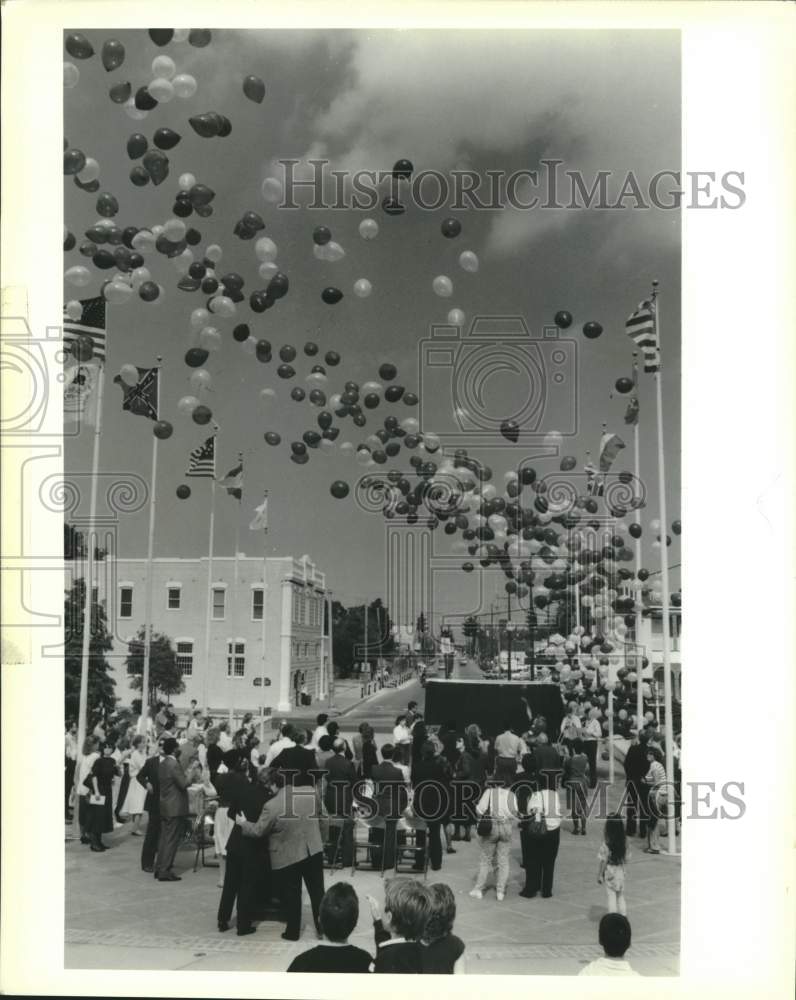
331;599;398;678
64;523;107;561
126;629;185;708
64;579;117;725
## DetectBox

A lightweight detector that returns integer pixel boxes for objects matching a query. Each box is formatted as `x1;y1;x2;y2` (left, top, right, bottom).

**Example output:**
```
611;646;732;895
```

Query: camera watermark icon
417;315;579;448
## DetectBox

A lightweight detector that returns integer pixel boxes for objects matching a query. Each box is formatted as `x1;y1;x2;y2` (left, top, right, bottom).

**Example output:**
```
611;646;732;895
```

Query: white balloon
447;308;466;326
64;62;80;88
320;438;335;455
432;275;453;298
119;364;139;386
340;442;355;457
124;99;148;120
423;432;441;451
64;265;91;287
131;230;155;253
305;371;328;387
255;237;278;262
260;388;277;404
172;28;190;42
261;176;283;204
172;73;197;99
353;278;372;298
178;172;196;191
151;225;164;238
199;327;222;352
152;55;176;80
258;261;278;280
242;337;257;356
177;394;199;415
190;307;210;330
458;250;479;273
163;218;186;242
543;430;564;449
359;218;379;240
148;77;175;103
361;382;383;395
189;369;212;392
206;244;223;263
209;295;235;317
65;300;83;321
313;241;345;262
174;249;194;275
104;281;133;304
356;450;372;467
400;417;419;435
130;266;152;289
77;158;100;183
329;393;343;410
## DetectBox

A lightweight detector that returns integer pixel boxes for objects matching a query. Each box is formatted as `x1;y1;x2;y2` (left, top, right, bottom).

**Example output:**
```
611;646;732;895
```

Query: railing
359;669;414;699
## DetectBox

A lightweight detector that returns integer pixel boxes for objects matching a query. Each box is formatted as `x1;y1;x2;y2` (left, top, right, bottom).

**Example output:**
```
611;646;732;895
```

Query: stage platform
423;678;565;739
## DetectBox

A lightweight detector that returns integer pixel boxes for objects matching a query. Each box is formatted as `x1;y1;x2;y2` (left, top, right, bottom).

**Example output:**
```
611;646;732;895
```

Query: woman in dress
122;735;148;835
83;741;120;852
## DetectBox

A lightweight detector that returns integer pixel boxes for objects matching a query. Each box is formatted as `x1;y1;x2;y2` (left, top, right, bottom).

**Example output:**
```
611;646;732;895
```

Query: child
578;913;639;976
421;883;466;974
287;883;372;973
367;879;432;973
597;813;630;915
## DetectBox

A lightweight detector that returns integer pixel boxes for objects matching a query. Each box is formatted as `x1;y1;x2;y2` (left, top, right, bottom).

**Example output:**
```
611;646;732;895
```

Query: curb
335;674;417;717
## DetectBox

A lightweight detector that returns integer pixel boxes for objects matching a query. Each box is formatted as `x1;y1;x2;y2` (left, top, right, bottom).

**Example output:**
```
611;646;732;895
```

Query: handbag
476;789;494;837
525;796;548;839
89;793;106;806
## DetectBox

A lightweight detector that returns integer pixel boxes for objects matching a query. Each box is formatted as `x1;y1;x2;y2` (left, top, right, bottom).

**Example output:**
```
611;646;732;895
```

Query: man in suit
155;737;194;881
623;730;650;837
136;736;164;873
323;738;357;866
237;777;327;941
369;743;408;871
270;731;319;787
529;733;563;791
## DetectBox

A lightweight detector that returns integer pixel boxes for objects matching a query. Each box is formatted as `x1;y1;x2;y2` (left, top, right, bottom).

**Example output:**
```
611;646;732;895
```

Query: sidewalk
272;673;417;729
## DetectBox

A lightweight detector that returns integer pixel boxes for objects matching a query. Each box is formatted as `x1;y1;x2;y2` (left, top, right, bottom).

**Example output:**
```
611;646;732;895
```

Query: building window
176;641;193;676
252;588;264;621
315;642;320;657
119;586;133;619
212;588;226;620
303;642;309;658
227;640;245;677
167;587;181;610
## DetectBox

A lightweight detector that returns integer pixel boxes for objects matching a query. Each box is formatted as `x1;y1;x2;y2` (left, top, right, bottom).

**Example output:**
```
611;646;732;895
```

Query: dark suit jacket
224;774;269;857
159;754;190;818
271;745;319;786
136;754;161;814
324;753;357;816
531;744;563;789
623;742;648;784
240;784;326;870
371;760;408;819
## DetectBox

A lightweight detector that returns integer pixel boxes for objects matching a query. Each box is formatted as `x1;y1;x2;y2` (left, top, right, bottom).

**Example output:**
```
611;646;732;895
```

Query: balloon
325;351;341;366
261;176;283;203
359;218;379;240
189;369;212;392
441;218;462;238
192;404;212;425
65;33;94;60
458;250;479;273
392;159;414;179
65;300;83;321
64;62;80;88
209;295;235;317
615;377;634;394
583;321;603;339
279;345;297;363
64;265;91;287
432;275;453;298
500;420;519;444
134;85;159;111
277;364;295;379
672;519;682;535
176;485;191;500
312;225;332;246
189;29;212;48
118;363;139;386
64;148;86;176
268;272;289;298
321;287;343;305
152;55;176;79
403;392;418;406
101;39;125;71
629;523;642;539
554;310;573;329
189;113;222;138
185;348;209;368
126;134;148;160
139;281;160;302
96;192;119;218
142;149;169;186
447;308;465;326
177;395;199;416
148;29;175;46
382;197;404;216
377;363;397;381
148;78;175;103
353;279;372;298
153;420;173;440
543;430;564;449
198;327;221;353
560;455;577;471
254;237;278;264
173;73;198;98
153;128;181;151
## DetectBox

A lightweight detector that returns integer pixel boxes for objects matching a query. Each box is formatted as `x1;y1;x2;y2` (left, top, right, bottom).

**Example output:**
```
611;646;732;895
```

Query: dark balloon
352;413;367;428
127;133;148;159
173;199;193;218
176;484;191;499
189;113;222;138
279;345;296;363
92;250;115;270
64;148;86;175
313;225;332;246
309;390;326;406
303;431;321;449
101;39;125;71
201;277;219;294
249;289;270;313
378;363;397;381
134;86;159;111
139;281;160;302
189;184;215;207
74;175;100;193
277;364;296;379
291;388;306;402
441;217;462;238
70;335;94;363
382;197;405;216
185;228;202;246
153;420;173;439
629;523;642;539
192;405;212;425
318;411;333;430
672;519;682;535
291;453;309;466
231;323;250;343
321;287;343;305
364;393;380;409
142;149;169;185
325;351;340;366
268;273;289;299
109;81;132;104
242;211;265;231
500;419;520;444
384;385;405;403
583;321;603;339
291;441;307;457
65;33;94;60
185;348;209;368
403;392;418;407
615;376;634;394
148;29;175;46
217;116;232;138
330;481;350;500
554;310;573;329
264;431;281;446
221;272;244;293
560;455;577;471
188;29;212;48
64;231;76;252
520;467;537;486
154;127;181;150
177;276;201;291
243;75;266;103
392;159;414;179
96;192;119;218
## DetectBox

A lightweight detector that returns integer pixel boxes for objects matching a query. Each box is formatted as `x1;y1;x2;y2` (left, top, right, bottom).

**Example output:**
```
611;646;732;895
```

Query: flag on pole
584;459;604;497
599;432;626;472
625;300;660;373
63;362;102;426
63;297;107;364
219;455;243;500
186;436;216;477
624;396;640;426
112;366;159;420
249;493;269;531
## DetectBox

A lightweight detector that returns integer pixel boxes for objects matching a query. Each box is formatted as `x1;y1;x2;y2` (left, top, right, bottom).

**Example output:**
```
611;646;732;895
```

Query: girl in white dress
123;735;148;835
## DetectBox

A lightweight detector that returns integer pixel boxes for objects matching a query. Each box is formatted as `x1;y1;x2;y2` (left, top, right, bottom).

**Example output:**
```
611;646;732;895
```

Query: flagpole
651;280;677;852
230;476;241;729
632;353;645;736
259;498;269;743
201;431;218;716
72;361;105;839
138;357;162;735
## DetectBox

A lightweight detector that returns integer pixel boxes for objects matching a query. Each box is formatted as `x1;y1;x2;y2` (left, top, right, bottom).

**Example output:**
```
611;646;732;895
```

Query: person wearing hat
155;737;196;881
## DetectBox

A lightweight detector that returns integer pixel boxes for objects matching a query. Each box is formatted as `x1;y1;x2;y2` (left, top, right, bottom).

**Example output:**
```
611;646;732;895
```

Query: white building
632;606;682;702
107;553;329;714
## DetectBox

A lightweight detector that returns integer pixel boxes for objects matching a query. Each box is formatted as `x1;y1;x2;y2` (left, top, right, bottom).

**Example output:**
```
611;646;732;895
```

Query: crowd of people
66;694;678;974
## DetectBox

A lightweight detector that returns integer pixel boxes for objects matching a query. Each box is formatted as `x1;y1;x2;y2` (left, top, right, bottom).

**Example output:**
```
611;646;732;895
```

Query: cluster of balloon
189;112;232;138
234;210;266;240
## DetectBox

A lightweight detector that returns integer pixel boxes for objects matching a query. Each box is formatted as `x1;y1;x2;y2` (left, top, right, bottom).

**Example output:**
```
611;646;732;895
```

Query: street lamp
506;620;516;682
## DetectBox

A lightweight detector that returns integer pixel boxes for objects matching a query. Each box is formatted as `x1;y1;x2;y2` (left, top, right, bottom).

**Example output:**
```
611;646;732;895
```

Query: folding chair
352;816;393;877
322;816;348;871
191;791;220;872
394;816;430;880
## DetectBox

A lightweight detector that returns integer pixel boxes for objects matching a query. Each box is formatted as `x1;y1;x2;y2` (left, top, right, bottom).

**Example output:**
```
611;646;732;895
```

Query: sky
64;28;681;623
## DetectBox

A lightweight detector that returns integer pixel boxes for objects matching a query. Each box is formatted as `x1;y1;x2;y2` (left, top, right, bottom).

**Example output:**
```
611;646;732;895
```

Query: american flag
186;436;216;478
113;366;159;421
625;300;659;373
63;297;107;364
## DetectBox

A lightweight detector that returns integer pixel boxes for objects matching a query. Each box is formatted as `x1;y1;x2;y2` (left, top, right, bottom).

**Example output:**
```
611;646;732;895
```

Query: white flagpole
651;280;677;852
201;432;218;715
633;353;645;734
230;486;241;729
138;359;162;735
73;361;105;839
259;513;269;743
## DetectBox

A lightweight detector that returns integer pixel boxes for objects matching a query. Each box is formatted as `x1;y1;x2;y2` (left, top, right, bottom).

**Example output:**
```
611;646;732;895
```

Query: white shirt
476;787;518;821
265;736;295;766
65;733;78;761
250;746;263;767
495;731;524;759
579;956;639;976
527;789;563;829
217;731;233;753
309;725;328;750
583;718;603;741
392;723;411;745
